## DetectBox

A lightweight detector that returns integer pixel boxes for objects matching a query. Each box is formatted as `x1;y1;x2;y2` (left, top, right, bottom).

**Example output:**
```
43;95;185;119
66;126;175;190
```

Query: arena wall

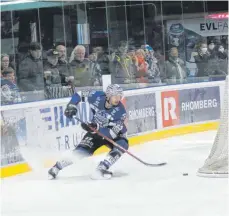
0;81;224;178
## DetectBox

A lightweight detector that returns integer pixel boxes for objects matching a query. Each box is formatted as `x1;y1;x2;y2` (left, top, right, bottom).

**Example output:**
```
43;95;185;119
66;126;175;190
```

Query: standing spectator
18;42;44;92
88;52;102;86
109;41;134;84
127;46;138;77
208;40;217;59
127;46;137;63
164;47;187;84
217;44;228;60
194;43;210;77
1;67;21;105
93;46;110;75
56;45;72;86
69;45;93;87
154;49;166;82
213;44;228;75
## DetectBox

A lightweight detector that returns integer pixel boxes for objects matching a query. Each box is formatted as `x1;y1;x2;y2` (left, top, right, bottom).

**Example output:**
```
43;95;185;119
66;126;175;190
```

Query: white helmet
106;84;123;98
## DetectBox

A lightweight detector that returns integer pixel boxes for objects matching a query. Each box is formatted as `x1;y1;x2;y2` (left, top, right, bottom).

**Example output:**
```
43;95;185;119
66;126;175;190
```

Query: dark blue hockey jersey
70;90;127;139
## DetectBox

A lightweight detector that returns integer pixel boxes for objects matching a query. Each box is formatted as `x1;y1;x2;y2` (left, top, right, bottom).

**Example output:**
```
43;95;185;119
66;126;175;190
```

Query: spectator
88;52;102;86
127;46;137;62
127;46;138;77
164;47;187;84
109;41;134;84
43;49;62;86
18;42;44;91
144;45;161;83
1;54;10;71
43;49;73;99
135;49;149;83
56;45;72;86
208;40;217;59
206;44;228;77
69;45;93;87
194;43;210;77
92;46;110;75
1;67;21;105
217;44;228;60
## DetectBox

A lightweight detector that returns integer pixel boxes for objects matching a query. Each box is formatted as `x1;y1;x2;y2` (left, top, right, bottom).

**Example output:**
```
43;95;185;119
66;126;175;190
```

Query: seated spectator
135;49;149;83
69;45;93;87
1;67;21;105
44;49;62;86
144;45;161;83
18;42;45;92
56;45;72;86
44;49;73;99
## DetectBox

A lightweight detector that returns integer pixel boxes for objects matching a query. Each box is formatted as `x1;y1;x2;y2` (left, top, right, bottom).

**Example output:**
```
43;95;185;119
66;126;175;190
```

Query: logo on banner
125;93;157;135
161;91;180;127
178;87;220;124
200;21;228;32
39;102;92;132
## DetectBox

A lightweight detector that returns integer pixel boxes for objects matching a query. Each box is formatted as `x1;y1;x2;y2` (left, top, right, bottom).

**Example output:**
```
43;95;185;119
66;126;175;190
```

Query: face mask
201;48;208;53
219;48;224;53
209;44;215;50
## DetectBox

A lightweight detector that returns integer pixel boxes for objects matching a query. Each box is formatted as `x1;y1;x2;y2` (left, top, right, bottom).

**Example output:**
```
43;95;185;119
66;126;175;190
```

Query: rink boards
0;80;225;178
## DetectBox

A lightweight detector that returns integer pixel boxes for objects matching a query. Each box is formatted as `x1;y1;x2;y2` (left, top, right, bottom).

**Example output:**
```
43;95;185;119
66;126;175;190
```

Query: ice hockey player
48;84;128;180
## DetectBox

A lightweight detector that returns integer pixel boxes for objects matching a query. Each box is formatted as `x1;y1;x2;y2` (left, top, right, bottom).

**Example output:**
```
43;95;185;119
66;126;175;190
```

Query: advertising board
161;86;221;128
125;93;157;136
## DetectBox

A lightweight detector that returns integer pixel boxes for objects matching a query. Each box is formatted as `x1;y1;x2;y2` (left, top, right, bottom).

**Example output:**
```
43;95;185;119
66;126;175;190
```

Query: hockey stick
74;116;167;167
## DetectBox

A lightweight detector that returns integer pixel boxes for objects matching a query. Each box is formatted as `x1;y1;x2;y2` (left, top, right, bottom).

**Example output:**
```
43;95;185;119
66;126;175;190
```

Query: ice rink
1;130;228;216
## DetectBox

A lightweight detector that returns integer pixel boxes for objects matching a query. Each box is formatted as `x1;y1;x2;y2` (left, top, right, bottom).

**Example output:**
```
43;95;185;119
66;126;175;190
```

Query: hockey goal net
197;76;228;178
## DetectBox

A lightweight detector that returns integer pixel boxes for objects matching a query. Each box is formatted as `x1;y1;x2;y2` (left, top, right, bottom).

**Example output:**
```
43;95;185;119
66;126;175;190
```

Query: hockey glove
81;122;99;133
64;103;78;119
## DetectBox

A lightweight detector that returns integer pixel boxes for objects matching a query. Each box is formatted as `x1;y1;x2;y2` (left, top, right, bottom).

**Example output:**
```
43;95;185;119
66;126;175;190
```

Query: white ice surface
1;131;228;216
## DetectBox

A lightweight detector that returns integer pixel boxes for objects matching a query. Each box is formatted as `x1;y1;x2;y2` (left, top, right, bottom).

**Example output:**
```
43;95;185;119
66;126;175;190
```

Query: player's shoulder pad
88;90;105;98
118;101;127;114
112;102;127;120
88;90;106;103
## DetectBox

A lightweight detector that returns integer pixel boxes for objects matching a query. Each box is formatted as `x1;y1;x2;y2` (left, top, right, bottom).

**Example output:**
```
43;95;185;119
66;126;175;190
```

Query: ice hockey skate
48;164;61;179
90;161;113;180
